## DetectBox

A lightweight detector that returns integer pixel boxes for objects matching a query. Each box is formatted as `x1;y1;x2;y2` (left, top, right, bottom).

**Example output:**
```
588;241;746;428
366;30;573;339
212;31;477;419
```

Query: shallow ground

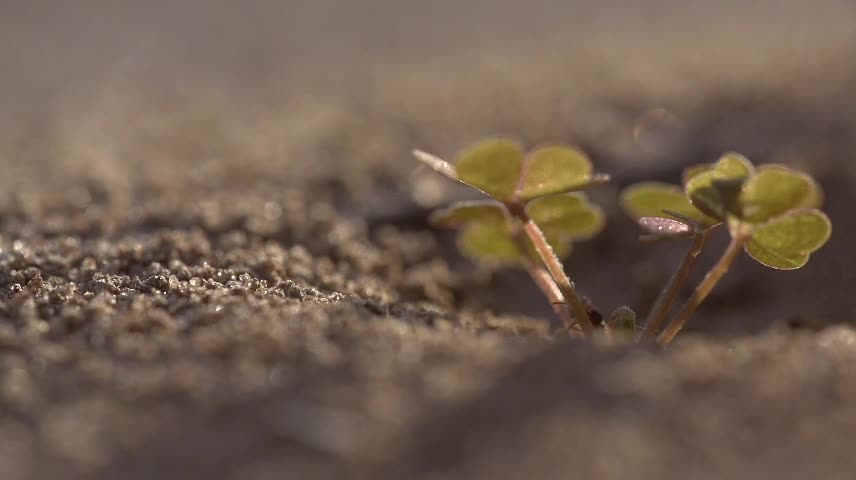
1;2;856;479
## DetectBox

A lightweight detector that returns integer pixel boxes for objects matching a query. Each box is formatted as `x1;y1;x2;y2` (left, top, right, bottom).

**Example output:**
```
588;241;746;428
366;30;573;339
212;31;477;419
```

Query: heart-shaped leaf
456;218;573;264
454;138;523;200
517;145;602;199
621;182;719;228
744;209;831;270
685;153;754;219
711;153;755;178
429;201;507;228
458;222;523;263
686;178;725;219
428;196;584;264
740;165;823;223
744;241;810;270
525;193;605;240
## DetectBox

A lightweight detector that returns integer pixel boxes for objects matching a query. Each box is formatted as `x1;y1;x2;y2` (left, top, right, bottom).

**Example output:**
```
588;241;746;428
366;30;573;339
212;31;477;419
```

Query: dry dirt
1;2;856;479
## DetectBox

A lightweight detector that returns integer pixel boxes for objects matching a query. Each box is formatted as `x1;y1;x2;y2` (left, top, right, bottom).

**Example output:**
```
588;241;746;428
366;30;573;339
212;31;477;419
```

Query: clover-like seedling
414;138;608;336
621;153;832;345
620;181;719;341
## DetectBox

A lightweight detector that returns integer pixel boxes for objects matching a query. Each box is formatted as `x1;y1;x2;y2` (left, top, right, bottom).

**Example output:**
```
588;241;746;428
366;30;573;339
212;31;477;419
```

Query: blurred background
2;2;856;478
3;0;855;190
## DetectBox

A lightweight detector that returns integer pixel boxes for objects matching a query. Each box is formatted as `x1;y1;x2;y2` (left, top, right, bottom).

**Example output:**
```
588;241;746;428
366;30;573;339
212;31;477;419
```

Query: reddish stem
657;233;747;347
638;231;708;342
510;204;594;336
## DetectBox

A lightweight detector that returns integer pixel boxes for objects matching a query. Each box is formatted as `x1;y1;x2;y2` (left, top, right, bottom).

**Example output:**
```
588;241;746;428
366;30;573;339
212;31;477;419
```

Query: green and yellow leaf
429;201;507;228
744;209;831;270
685;153;754;219
740;165;824;223
621;182;719;228
456;221;573;264
525;193;606;240
517;145;598;199
744;241;809;270
713;152;755;178
457;222;523;263
454;138;523;200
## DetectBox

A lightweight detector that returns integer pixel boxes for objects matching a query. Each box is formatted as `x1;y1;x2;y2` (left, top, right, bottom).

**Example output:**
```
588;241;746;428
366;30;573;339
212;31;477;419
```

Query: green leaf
744;241;809;270
682;163;712;184
751;209;831;255
686;175;725;218
433;196;583;265
429;201;507;228
621;182;719;228
711;177;747;218
454;138;523;200
685;153;754;219
517;145;598;199
525;193;605;240
458;222;523;263
713;152;755;178
803;181;825;210
744;209;831;270
740;165;823;223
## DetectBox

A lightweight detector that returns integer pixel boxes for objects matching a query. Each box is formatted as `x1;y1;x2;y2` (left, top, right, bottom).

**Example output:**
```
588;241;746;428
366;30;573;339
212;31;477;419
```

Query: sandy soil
1;2;856;479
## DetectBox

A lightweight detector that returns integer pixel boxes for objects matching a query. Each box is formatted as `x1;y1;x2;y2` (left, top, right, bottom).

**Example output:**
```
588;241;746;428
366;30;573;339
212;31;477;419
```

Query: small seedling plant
414;140;609;335
415;140;832;346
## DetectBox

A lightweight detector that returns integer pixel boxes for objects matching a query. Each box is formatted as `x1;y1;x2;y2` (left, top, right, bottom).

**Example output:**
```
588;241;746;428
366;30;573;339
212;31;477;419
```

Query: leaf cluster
417;139;607;264
621;153;831;269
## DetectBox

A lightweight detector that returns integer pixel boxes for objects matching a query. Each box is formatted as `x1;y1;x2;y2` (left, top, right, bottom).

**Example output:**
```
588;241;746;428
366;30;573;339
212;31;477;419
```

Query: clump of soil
0;187;552;479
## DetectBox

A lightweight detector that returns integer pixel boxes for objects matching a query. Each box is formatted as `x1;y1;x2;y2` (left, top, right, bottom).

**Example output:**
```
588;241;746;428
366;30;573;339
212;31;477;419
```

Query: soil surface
2;2;856;479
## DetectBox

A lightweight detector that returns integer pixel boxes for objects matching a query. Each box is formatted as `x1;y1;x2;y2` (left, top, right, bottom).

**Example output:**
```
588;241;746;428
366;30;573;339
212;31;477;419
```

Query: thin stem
638;232;708;342
508;224;579;336
657;232;748;347
525;262;582;338
511;205;594;336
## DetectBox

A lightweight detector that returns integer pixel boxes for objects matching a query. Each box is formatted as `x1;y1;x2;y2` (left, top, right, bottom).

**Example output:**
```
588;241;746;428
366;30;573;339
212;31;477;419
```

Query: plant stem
525;262;582;337
510;205;594;336
638;232;708;343
657;232;747;347
508;225;580;336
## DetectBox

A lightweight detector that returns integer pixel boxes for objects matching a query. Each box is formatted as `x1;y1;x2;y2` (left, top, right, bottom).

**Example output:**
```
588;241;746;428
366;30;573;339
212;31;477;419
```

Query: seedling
603;305;638;344
621;181;719;342
415;140;831;347
622;153;832;346
414;138;608;337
